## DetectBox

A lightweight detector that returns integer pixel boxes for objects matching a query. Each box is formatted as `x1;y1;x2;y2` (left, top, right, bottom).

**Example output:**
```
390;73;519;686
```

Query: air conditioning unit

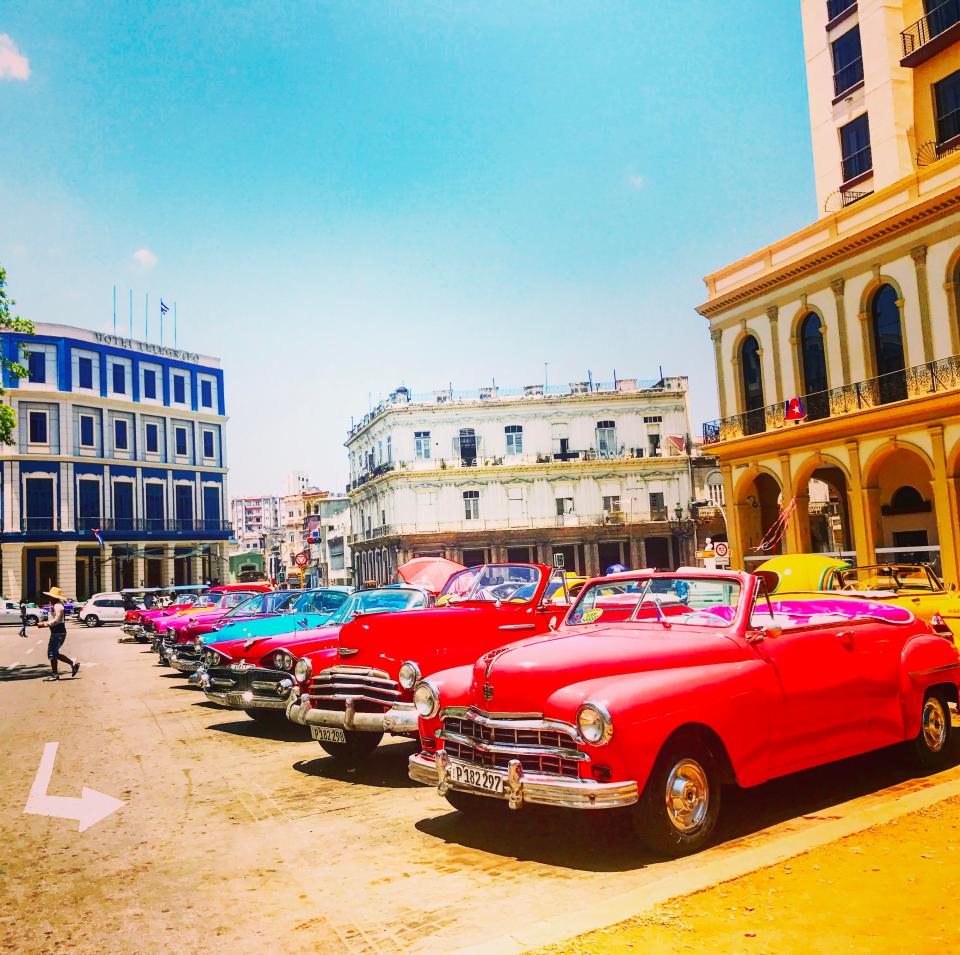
604;510;625;525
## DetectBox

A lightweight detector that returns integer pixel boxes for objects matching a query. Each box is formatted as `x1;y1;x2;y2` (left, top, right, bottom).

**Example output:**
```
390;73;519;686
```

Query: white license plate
225;692;246;706
311;726;347;744
448;759;505;795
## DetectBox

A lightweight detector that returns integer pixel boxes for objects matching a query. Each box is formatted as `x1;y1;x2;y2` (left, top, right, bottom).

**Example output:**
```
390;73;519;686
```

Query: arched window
871;284;906;403
885;485;930;515
799;312;829;420
740;335;765;434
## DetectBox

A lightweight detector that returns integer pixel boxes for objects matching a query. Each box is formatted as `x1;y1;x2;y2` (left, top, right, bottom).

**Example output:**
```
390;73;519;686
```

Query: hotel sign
93;332;201;364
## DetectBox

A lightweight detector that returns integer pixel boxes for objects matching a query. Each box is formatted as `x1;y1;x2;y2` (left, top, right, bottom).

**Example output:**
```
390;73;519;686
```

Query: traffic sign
714;541;730;559
553;553;565;569
294;552;309;568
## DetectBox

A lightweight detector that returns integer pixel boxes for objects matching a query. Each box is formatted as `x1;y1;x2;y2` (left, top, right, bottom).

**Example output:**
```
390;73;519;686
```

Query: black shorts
46;629;67;661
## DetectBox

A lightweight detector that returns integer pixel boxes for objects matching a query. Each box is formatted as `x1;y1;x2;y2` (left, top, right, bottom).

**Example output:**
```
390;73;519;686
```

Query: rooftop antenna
588;369;593;391
544;362;549;390
659;364;664;381
129;289;134;339
146;293;150;343
174;302;178;348
113;285;117;334
613;368;617;388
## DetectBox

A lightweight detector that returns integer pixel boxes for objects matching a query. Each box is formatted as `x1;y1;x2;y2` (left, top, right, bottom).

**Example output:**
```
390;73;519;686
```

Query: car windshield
439;564;542;604
828;564;940;593
215;591;262;615
292;590;350;615
330;588;427;623
567;574;742;628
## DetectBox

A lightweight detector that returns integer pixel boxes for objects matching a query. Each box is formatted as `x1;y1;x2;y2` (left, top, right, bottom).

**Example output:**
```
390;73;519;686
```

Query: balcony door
740;335;765;434
870;284;906;404
457;428;477;466
202;485;221;531
145;482;165;532
175;484;194;531
25;477;55;531
113;481;134;532
76;479;100;531
799;313;829;421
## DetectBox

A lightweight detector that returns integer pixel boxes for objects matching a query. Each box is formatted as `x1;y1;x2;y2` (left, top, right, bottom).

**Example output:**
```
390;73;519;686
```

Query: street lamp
668;503;697;568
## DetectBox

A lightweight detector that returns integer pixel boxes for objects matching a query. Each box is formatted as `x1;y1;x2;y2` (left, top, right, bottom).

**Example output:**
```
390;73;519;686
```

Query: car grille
144;621;155;633
440;712;585;779
206;665;291;693
308;666;400;711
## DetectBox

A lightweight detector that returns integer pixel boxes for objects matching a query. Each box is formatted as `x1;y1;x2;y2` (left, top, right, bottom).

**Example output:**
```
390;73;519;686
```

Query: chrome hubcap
923;697;948;753
665;758;709;833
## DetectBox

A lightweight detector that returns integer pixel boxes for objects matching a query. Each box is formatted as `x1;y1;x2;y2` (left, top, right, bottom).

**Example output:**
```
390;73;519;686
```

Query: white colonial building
345;377;723;585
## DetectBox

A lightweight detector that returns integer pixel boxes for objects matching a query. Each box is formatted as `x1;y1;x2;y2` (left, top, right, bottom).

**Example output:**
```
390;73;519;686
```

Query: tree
0;265;35;445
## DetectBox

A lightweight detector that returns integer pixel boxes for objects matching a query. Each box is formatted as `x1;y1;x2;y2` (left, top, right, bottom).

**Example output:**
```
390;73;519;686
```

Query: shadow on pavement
292;740;420;788
414;741;960;873
0;664;54;682
206;717;311;742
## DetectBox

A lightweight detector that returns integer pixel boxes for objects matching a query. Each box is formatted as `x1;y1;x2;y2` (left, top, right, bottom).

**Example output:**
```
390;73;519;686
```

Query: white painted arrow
24;742;125;832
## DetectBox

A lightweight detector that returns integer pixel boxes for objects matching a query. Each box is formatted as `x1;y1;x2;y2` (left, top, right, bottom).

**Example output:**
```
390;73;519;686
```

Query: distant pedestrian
18;601;27;638
37;587;79;682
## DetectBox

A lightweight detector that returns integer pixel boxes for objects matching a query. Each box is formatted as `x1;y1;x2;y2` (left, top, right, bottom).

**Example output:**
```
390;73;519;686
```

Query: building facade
229;494;282;580
346;378;724;585
700;0;960;581
0;323;231;601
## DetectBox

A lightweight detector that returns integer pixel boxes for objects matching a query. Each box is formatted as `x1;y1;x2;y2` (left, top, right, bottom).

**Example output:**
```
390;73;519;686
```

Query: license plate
311;726;347;744
225;692;245;707
448;759;505;795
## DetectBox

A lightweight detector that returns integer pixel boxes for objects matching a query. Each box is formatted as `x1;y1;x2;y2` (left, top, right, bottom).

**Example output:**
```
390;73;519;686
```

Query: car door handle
498;623;537;631
837;630;855;649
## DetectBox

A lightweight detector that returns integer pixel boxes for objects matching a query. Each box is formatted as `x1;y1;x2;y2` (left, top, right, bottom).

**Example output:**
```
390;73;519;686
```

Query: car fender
419;663;476;746
544;660;773;789
900;629;960;738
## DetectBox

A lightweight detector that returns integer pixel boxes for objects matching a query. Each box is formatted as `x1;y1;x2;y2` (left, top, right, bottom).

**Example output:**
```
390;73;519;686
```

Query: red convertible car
199;586;432;722
287;563;573;763
409;569;960;857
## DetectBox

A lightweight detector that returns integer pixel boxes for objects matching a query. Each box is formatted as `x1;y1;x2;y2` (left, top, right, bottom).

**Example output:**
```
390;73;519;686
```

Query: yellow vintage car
756;553;960;635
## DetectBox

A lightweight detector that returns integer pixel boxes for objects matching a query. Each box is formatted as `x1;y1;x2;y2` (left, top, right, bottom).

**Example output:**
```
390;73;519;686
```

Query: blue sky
1;1;814;495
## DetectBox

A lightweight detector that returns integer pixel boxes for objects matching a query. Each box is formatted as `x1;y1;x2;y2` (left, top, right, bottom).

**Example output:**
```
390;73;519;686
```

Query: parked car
167;588;349;673
122;589;206;641
409;568;960;857
757;554;960;636
78;592;129;627
156;584;275;663
0;599;47;626
287;563;571;764
199;585;431;722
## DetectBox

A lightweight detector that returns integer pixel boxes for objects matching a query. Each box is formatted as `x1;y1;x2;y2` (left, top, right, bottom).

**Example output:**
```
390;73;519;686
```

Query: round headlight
195;636;203;651
398;661;421;690
413;681;440;719
294;657;312;683
283;653;293;670
576;702;613;745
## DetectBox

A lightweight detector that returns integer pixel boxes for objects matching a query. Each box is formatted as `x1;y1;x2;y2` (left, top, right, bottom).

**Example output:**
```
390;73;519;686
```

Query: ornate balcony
702;354;960;445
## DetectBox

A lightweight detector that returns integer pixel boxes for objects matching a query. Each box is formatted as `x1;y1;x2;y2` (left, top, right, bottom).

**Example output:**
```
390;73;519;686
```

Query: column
133;553;146;588
710;328;728;419
163;546;176;588
845;440;873;566
584;541;600;577
535;541;552;566
767;306;784;403
778;454;803;555
929;425;959;586
187;553;201;586
944;275;960;357
101;546;114;593
911;245;935;364
831;278;852;385
2;543;24;600
720;465;742;570
57;541;78;600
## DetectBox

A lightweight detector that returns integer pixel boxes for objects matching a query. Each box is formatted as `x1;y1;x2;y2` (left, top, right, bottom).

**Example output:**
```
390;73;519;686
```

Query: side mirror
548;615;558;632
765;626;783;639
746;628;764;644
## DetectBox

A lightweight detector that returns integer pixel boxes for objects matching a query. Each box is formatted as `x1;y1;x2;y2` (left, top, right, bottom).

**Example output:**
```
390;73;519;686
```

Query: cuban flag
784;396;806;422
160;300;170;316
92;528;105;549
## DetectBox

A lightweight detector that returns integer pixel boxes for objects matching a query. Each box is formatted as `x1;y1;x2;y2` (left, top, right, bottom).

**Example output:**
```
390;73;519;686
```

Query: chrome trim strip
311;680;400;697
439;729;588;760
441;708;581;742
408;752;637;810
291;700;418;733
910;662;960;678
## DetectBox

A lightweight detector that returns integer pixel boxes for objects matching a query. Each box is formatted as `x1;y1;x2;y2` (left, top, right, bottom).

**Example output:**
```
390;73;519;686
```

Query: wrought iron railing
841;144;872;183
937;105;960;148
19;518;233;535
833;57;863;97
902;0;960;57
827;0;856;22
702;354;960;445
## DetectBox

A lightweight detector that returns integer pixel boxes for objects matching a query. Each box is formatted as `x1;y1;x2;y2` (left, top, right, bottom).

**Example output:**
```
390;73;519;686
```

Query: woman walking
38;587;79;682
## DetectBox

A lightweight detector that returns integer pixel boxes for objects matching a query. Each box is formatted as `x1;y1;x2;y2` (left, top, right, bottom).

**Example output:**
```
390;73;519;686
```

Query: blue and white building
0;323;231;601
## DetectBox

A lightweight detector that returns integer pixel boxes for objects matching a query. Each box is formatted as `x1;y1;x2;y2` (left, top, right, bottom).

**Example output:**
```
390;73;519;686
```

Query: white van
79;592;127;627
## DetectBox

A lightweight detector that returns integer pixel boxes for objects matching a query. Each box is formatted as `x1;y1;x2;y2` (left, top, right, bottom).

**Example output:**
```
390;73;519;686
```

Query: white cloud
627;173;645;191
0;35;30;81
132;248;158;269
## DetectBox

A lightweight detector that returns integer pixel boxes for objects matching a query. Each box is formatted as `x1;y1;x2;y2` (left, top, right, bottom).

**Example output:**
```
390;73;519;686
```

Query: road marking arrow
24;742;125;832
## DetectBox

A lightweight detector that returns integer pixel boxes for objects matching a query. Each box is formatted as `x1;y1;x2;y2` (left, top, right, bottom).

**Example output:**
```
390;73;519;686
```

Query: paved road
2;623;959;954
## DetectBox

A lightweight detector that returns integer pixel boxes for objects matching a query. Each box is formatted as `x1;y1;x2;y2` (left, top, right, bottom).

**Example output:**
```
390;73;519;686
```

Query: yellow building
700;0;960;583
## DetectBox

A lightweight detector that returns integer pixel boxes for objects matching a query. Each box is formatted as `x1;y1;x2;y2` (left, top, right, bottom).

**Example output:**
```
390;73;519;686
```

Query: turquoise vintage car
167;588;352;673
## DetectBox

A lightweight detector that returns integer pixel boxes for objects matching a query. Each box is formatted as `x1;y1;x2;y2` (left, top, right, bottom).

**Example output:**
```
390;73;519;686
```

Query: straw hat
43;586;66;601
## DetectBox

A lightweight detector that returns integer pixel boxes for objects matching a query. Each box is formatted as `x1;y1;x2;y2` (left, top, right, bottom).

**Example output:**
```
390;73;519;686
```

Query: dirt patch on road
533;796;960;954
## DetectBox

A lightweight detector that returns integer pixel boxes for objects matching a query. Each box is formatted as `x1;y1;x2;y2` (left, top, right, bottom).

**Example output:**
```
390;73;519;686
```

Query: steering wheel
684;611;730;625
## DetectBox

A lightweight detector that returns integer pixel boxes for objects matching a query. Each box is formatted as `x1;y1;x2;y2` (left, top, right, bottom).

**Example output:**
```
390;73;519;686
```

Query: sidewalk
532;796;960;954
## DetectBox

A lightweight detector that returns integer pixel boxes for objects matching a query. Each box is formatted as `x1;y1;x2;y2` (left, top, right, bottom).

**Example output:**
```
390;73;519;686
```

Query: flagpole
174;302;177;348
113;285;117;334
145;293;149;344
129;289;133;340
159;296;163;345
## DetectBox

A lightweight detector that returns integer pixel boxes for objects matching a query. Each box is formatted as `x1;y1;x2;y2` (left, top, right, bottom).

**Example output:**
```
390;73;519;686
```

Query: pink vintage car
410;569;960;857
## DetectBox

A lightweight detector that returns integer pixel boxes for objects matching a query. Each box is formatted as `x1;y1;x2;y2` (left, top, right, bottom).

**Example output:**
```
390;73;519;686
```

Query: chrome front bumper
199;666;296;710
122;624;148;641
408;751;639;810
167;648;202;673
286;695;418;734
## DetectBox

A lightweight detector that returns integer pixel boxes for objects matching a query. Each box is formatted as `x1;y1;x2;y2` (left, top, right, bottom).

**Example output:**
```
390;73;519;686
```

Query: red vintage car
155;584;272;662
409;569;960;857
199;586;432;722
287;563;573;763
